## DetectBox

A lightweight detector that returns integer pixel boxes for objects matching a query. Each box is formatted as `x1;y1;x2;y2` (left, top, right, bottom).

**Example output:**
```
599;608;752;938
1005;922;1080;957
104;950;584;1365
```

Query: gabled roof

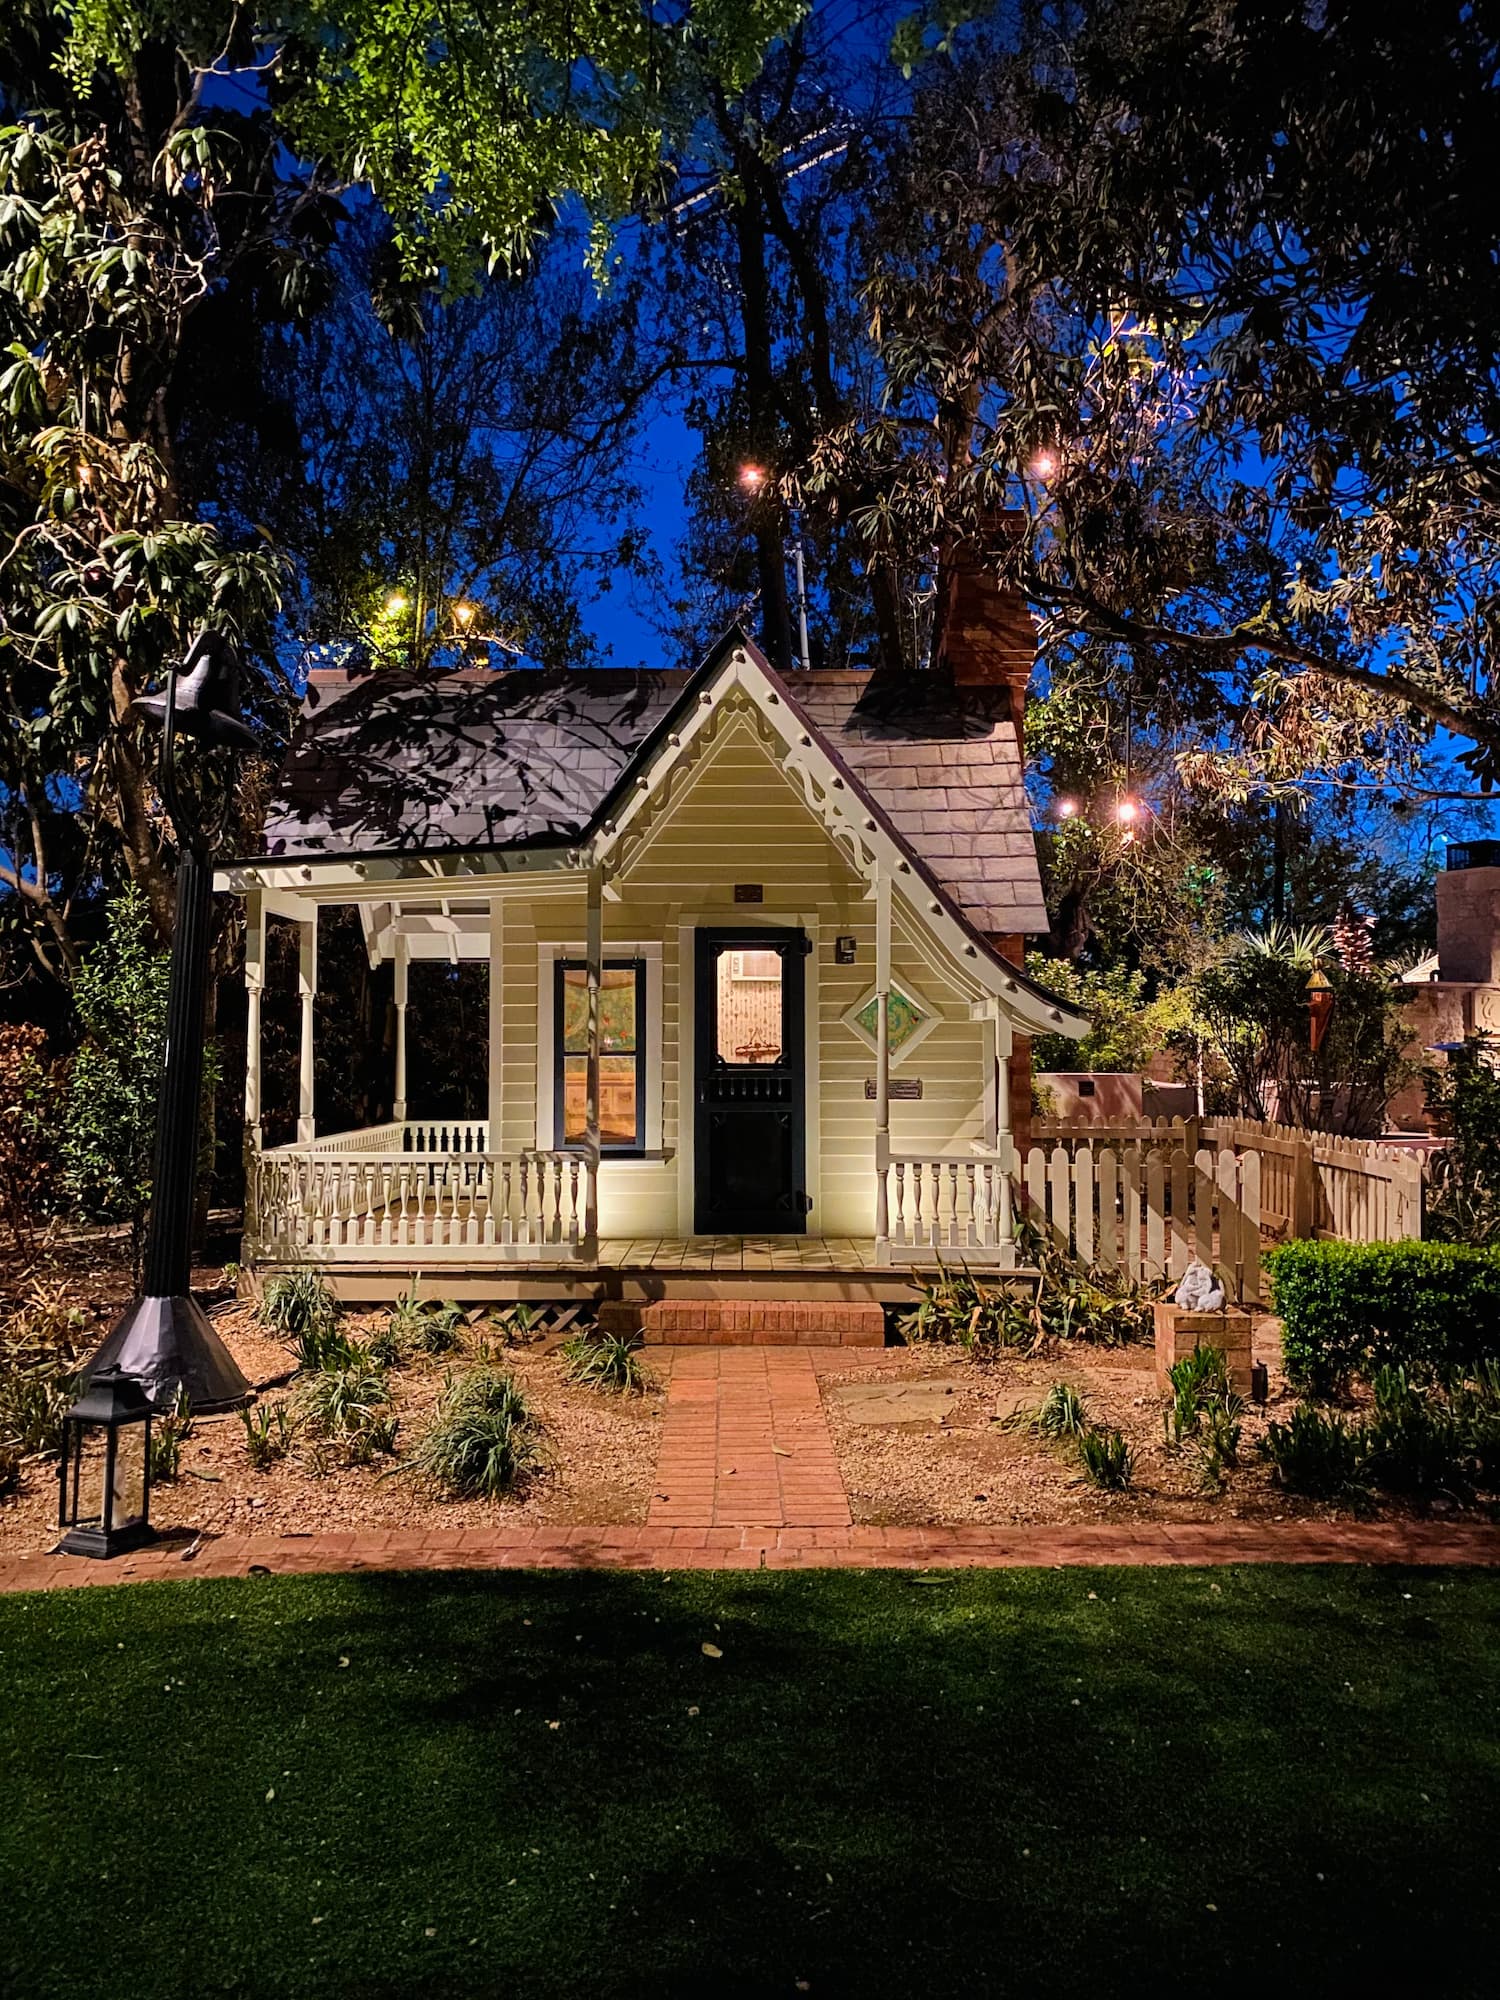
248;632;1082;1038
264;666;686;857
790;671;1045;935
264;646;1044;931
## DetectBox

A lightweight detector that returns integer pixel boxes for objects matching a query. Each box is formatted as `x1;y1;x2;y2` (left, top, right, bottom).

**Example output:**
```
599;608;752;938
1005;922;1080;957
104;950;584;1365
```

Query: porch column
486;896;504;1149
297;913;317;1145
873;867;891;1256
994;1006;1014;1254
243;890;265;1153
583;865;603;1251
392;934;409;1126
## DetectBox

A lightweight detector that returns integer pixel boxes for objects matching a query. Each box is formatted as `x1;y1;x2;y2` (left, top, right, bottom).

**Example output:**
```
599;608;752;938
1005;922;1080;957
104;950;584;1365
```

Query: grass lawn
1;1567;1497;1998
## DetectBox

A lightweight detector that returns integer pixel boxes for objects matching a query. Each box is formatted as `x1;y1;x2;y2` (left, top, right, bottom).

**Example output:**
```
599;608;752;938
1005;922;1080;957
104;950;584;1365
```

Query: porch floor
257;1235;1033;1305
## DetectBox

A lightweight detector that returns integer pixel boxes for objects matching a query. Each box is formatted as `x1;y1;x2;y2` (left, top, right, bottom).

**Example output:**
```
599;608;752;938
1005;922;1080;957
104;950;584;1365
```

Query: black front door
694;928;807;1234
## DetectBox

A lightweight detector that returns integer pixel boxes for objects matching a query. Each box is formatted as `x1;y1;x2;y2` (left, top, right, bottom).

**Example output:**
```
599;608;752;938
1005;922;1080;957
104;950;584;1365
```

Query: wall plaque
835;935;857;964
733;883;764;903
865;1077;923;1100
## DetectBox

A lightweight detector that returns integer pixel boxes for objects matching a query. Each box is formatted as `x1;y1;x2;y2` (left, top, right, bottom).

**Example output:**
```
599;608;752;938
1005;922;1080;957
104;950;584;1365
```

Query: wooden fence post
1291;1138;1317;1240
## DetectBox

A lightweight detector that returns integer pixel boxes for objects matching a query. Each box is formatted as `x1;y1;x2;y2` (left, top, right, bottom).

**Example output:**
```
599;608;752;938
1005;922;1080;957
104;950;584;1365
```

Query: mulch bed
0;1244;666;1556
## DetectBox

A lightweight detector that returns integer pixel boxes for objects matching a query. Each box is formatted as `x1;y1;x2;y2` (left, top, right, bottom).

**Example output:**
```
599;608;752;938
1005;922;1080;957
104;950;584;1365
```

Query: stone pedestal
1153;1302;1253;1395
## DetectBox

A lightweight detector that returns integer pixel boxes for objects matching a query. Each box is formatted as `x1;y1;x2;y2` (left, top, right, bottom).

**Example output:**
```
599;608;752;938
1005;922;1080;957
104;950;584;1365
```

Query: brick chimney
934;524;1040;1155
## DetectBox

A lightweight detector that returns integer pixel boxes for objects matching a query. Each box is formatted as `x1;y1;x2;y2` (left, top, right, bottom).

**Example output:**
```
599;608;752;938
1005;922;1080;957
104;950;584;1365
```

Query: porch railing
875;1151;1015;1266
247;1143;593;1263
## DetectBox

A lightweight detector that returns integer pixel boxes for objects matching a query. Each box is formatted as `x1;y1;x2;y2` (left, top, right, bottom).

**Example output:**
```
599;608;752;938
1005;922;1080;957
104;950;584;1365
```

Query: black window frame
552;957;647;1156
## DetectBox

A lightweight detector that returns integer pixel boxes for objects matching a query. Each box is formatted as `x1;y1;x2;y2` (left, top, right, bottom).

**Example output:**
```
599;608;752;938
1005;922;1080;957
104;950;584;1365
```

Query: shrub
1260;1404;1369;1502
1077;1426;1132;1490
1424;1036;1500;1245
1265;1240;1500;1393
260;1272;349;1372
56;887;219;1279
149;1386;194;1483
240;1400;296;1470
291;1348;397;1465
0;1442;19;1499
1190;927;1412;1136
0;1023;56;1249
402;1366;546;1500
561;1330;650;1395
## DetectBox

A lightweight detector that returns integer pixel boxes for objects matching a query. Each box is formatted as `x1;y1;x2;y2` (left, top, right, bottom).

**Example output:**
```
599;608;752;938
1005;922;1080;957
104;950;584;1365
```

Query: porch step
600;1299;886;1347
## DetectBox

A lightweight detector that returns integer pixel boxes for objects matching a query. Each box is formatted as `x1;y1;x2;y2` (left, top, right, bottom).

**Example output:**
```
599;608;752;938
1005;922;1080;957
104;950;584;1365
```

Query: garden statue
1174;1257;1226;1312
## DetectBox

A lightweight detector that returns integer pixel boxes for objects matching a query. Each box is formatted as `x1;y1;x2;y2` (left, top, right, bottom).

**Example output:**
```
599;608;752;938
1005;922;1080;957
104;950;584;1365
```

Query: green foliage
896;1264;1039;1356
1190;932;1412;1136
1077;1426;1133;1491
55;890;175;1269
0;1024;56;1248
148;1386;194;1484
1260;1405;1370;1503
0;1280;86;1460
561;1331;650;1395
1020;1219;1158;1348
1009;1381;1092;1444
492;1302;545;1344
403;1367;546;1500
1424;1037;1500;1246
1266;1240;1500;1395
1163;1345;1244;1490
260;1272;348;1373
291;1349;397;1466
384;1293;466;1362
0;1356;77;1459
1026;956;1153;1075
240;1401;296;1472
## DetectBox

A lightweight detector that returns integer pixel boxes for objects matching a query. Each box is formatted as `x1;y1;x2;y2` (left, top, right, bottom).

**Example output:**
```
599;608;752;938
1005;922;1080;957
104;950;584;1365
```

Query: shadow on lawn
1;1566;1498;1998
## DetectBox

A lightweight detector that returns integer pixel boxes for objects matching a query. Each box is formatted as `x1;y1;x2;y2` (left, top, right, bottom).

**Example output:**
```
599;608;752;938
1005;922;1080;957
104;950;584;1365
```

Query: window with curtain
553;959;646;1151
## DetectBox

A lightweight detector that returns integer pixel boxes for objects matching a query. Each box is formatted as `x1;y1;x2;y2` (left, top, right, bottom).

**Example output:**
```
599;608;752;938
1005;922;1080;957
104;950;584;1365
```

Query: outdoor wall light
57;1367;154;1560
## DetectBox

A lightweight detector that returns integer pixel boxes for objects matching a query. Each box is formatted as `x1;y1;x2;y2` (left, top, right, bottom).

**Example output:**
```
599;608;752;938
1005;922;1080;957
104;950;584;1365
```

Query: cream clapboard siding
494;716;993;1237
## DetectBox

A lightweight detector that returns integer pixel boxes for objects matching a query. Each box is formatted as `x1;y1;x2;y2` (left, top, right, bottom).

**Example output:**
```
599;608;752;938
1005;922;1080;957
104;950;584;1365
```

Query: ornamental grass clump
1008;1380;1091;1443
1077;1425;1133;1490
1163;1344;1244;1490
372;1291;466;1365
240;1399;296;1471
403;1366;546;1501
291;1346;397;1466
260;1271;351;1373
560;1329;650;1395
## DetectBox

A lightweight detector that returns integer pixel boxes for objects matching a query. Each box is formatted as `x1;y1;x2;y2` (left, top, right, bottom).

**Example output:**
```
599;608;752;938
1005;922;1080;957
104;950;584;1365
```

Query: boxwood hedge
1265;1240;1500;1393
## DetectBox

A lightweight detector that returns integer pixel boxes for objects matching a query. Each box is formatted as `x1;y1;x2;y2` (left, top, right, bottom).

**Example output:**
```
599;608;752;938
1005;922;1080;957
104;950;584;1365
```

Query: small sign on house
866;1077;923;1100
733;883;764;903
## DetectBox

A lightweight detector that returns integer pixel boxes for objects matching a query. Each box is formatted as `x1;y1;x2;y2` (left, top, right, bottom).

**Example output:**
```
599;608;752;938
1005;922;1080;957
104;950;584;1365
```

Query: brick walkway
648;1349;851;1529
3;1520;1499;1593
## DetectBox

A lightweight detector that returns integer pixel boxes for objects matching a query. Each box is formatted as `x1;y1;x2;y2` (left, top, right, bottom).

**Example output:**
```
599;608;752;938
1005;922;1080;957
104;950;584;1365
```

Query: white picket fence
1024;1115;1428;1304
1019;1142;1263;1304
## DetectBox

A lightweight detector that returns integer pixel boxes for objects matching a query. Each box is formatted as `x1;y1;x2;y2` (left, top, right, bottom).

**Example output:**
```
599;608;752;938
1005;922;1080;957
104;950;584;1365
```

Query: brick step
599;1299;886;1347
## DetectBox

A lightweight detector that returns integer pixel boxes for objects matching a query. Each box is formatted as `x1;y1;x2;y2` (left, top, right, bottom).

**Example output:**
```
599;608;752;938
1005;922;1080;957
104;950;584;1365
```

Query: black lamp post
83;632;257;1412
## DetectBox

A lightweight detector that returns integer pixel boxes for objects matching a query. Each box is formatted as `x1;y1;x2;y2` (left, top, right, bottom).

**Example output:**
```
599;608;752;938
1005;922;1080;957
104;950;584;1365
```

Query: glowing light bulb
1116;797;1140;824
385;592;407;614
1056;797;1078;819
454;603;475;626
1030;450;1057;479
738;463;766;491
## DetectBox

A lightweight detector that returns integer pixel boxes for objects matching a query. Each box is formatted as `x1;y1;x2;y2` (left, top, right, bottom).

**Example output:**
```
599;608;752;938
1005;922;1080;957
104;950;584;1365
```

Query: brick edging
4;1520;1499;1593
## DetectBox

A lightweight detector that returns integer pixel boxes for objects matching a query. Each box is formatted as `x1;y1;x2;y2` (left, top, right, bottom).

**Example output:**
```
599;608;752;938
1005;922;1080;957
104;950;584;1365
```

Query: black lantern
57;1367;155;1559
